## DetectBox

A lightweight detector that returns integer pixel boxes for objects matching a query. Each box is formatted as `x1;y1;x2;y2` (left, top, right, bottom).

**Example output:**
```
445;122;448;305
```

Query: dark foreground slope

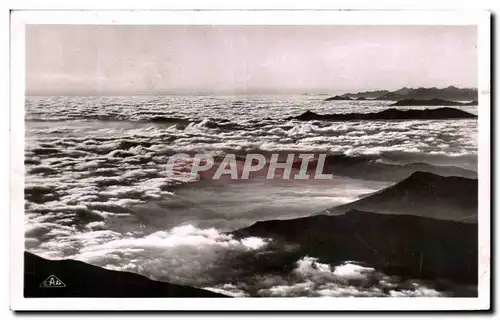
233;210;477;286
24;252;227;297
323;171;477;223
288;107;476;121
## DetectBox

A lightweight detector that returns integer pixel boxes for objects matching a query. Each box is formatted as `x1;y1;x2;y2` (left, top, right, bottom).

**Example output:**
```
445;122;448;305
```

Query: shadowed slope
232;210;477;286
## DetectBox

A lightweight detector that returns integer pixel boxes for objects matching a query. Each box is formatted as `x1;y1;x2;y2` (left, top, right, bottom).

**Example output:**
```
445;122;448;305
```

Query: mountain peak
405;171;442;181
301;110;318;116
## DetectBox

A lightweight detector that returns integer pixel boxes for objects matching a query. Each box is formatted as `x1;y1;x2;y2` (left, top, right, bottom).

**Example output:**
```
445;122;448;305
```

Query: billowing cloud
29;224;271;287
255;257;444;297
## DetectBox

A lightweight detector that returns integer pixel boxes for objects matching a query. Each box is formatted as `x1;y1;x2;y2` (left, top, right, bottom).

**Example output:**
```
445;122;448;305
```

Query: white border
10;10;491;311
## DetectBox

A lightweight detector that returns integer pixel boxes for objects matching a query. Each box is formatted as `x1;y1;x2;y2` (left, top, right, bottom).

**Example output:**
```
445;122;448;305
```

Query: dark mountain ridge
288;107;477;121
324;95;353;101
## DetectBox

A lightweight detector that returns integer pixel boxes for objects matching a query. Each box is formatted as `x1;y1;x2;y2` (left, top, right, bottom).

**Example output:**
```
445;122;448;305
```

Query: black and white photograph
10;9;491;311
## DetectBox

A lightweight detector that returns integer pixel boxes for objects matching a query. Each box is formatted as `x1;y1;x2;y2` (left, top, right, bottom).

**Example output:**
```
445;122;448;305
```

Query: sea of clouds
24;95;477;297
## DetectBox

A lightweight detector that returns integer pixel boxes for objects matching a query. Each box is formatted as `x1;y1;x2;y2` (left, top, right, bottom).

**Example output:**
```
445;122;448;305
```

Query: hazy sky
26;25;477;95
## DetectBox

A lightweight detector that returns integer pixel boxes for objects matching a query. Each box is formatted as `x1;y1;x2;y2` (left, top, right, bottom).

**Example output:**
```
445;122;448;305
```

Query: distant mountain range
325;86;478;101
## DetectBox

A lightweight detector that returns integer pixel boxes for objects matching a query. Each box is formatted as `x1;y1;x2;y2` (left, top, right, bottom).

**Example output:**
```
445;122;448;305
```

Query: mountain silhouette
289;107;476;121
324;95;353;101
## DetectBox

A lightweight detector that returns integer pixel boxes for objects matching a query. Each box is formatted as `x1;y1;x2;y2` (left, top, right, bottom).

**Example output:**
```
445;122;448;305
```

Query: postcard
10;9;491;311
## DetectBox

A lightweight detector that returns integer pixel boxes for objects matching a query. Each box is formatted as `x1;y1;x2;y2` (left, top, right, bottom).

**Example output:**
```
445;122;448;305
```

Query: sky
26;25;477;95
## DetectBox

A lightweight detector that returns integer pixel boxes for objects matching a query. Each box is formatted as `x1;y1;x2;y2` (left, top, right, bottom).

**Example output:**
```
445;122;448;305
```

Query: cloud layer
24;95;477;297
